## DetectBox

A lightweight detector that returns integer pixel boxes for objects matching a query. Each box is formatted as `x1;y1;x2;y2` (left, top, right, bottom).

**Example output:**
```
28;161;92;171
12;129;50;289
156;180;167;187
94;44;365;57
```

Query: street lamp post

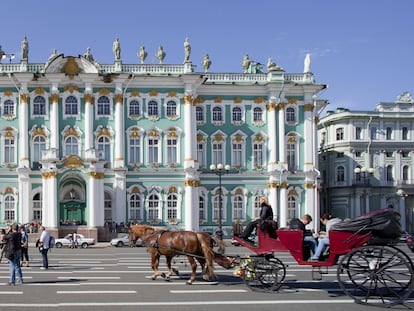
210;163;230;240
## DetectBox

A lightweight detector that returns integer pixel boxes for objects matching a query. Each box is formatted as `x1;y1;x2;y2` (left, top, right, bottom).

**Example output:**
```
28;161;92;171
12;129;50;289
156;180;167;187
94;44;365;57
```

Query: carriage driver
240;197;273;242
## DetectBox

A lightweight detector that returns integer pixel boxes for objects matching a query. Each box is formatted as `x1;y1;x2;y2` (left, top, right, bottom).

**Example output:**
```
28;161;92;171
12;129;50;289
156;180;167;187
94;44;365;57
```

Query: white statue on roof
304;53;311;73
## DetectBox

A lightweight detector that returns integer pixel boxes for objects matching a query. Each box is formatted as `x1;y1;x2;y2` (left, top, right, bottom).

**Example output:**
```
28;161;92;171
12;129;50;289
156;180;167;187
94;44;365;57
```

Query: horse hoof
172;268;179;276
161;273;166;278
186;281;193;285
151;276;156;280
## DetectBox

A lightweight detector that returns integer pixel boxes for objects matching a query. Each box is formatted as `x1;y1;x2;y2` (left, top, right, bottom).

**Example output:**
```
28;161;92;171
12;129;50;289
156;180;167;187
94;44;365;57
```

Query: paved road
0;243;413;311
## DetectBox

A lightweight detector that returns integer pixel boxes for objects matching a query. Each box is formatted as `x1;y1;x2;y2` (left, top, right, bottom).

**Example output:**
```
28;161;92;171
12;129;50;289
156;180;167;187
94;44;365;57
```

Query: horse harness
143;230;206;260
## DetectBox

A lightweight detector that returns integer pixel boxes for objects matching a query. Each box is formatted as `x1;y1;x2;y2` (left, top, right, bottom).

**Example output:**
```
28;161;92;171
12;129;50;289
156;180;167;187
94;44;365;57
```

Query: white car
54;234;96;248
110;235;142;247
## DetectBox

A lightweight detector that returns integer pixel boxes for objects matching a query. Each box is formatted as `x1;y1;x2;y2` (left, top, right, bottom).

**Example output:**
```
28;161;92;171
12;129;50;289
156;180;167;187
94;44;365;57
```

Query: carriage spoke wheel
241;255;286;292
337;245;414;307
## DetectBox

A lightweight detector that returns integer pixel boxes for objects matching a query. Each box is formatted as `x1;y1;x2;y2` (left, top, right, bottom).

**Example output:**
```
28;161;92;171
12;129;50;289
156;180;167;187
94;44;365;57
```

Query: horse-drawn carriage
232;208;413;307
129;208;413;307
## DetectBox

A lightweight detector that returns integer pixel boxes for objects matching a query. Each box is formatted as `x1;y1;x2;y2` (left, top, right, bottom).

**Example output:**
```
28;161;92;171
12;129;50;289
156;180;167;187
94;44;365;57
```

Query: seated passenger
289;214;317;256
309;214;342;261
240;197;273;242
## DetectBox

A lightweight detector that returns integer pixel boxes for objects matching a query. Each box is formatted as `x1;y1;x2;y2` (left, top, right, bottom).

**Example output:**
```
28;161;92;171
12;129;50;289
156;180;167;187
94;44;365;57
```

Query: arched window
65;95;78;115
167;193;178;220
253;196;261;218
33;192;42;221
4;194;15;222
212;106;222;122
166;100;177;117
287;196;296;221
196;106;204;122
129;100;140;117
232;195;243;220
33;135;46;169
33;96;46;115
3;99;14;116
403;165;409;181
97;96;110;116
386;165;394;181
199;196;205;221
147;100;158;116
129;193;142;221
97;136;111;166
129;136;141;164
4;136;15;163
148;194;160;221
286;107;296;122
64;136;79;156
253;107;263;122
232;107;242;122
104;191;112;222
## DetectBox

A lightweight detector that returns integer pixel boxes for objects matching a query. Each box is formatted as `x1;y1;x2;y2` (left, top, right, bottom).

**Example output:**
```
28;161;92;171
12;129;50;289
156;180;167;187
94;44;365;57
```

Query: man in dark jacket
241;197;273;241
4;224;23;285
289;214;317;257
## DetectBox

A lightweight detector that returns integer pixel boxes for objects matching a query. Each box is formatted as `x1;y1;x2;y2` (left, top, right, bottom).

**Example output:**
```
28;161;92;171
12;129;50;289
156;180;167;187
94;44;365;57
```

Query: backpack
49;236;55;248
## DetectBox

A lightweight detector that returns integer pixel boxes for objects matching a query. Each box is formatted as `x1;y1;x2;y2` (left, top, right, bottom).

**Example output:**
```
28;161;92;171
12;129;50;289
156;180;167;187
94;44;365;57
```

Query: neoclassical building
318;92;414;231
0;38;326;239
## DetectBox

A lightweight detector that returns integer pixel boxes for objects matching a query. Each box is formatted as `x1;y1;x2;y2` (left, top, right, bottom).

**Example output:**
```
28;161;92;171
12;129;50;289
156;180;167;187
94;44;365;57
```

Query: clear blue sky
2;0;413;113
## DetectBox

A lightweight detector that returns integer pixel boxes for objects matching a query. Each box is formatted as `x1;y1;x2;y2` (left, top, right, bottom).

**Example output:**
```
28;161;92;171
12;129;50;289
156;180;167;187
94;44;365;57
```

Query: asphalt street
0;242;413;311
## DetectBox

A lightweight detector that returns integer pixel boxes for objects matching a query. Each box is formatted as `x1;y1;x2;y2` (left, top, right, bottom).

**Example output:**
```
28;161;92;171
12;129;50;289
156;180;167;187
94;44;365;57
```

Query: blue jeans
311;237;330;260
41;248;49;268
304;236;317;255
9;249;23;284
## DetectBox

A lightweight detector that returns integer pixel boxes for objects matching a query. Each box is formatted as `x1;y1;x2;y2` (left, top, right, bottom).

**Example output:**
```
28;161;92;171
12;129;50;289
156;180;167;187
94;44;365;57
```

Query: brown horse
129;225;222;284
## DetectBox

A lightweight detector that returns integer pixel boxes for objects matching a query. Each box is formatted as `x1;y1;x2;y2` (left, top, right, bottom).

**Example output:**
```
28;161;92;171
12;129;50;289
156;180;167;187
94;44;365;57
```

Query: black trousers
241;219;261;239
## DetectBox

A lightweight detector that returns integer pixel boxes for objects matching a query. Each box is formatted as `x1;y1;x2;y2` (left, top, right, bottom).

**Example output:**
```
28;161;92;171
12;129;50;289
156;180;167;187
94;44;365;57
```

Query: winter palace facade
0;38;326;239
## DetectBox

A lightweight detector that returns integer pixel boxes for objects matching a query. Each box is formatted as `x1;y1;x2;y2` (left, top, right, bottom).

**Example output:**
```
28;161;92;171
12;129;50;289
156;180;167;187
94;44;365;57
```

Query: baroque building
0;38;326;240
318;92;414;232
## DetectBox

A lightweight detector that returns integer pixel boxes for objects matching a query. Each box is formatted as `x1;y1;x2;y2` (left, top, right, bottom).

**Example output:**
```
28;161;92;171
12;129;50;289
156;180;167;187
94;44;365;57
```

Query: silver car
109;235;142;247
55;234;96;248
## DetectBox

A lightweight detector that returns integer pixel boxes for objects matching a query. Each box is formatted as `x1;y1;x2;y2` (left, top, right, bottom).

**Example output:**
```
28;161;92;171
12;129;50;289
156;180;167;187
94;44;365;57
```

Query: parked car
109;235;142;247
54;234;95;248
405;233;414;252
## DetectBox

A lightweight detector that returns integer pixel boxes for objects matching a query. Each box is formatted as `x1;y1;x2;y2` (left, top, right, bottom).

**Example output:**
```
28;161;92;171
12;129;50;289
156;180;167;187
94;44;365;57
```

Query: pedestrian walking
38;226;51;269
3;224;23;285
20;226;29;267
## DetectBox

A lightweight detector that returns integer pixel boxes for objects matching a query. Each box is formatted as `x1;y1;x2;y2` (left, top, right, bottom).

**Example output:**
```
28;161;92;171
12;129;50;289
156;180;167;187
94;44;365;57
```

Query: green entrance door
60;201;86;225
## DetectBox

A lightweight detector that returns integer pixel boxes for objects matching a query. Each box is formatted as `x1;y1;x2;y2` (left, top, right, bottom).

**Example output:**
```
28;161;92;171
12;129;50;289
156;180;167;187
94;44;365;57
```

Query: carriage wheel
241;255;286;292
337;245;414;306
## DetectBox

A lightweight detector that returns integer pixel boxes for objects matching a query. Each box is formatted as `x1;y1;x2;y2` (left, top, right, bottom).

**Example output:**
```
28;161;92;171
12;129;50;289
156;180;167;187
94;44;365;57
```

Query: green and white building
0;38;326;240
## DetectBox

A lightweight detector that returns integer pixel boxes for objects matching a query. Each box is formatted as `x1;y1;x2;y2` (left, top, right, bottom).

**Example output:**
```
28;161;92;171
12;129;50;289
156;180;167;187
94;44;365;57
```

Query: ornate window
147;193;160;221
129;193;142;221
97;95;111;116
64;95;78;116
196;132;207;169
252;134;266;169
97;136;111;167
386;165;394;181
196;106;205;124
287;141;297;172
402;127;409;140
231;106;243;125
286;106;296;123
33;95;47;116
3;99;15;117
253;107;263;123
167;193;178;220
212;195;226;222
166;100;177;118
253;196;261;218
336;127;344;140
166;138;177;165
231;133;246;169
2;128;16;165
212;106;223;125
402;165;409;181
33;192;42;221
355;126;362;140
199;195;206;222
147;100;159;118
104;191;112;221
232;195;243;220
386;127;393;140
4;193;15;222
287;195;297;222
212;142;224;165
129;99;141;119
64;136;79;157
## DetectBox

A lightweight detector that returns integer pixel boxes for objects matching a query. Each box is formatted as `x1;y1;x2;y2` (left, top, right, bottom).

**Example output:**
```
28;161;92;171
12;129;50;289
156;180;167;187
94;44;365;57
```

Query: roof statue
241;54;250;73
202;54;211;73
0;45;4;63
112;38;121;61
304;53;311;73
157;46;166;64
138;46;147;64
184;37;191;63
83;47;94;62
21;36;29;61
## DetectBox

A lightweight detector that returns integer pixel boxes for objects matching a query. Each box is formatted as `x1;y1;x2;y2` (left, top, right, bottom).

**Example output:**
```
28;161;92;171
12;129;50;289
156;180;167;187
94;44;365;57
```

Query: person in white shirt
39;226;50;269
309;214;342;261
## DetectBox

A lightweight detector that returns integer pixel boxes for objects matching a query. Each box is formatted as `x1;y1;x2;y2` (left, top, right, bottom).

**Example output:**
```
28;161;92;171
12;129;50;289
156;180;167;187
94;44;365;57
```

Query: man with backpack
38;226;51;270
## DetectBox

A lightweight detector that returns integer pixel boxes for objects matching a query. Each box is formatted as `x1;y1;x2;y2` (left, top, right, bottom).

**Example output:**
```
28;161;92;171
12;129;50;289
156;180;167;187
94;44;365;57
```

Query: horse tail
196;233;217;281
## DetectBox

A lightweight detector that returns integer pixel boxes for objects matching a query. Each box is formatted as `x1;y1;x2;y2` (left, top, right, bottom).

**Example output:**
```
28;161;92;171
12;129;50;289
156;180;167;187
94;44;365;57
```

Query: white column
114;94;124;168
17;168;30;224
84;93;94;151
278;103;286;166
184;180;198;231
113;170;126;223
50;94;60;150
88;172;105;227
18;93;30;168
41;170;58;228
183;94;197;169
279;187;287;227
268;183;278;220
267;101;278;171
303;103;314;171
305;184;316;231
